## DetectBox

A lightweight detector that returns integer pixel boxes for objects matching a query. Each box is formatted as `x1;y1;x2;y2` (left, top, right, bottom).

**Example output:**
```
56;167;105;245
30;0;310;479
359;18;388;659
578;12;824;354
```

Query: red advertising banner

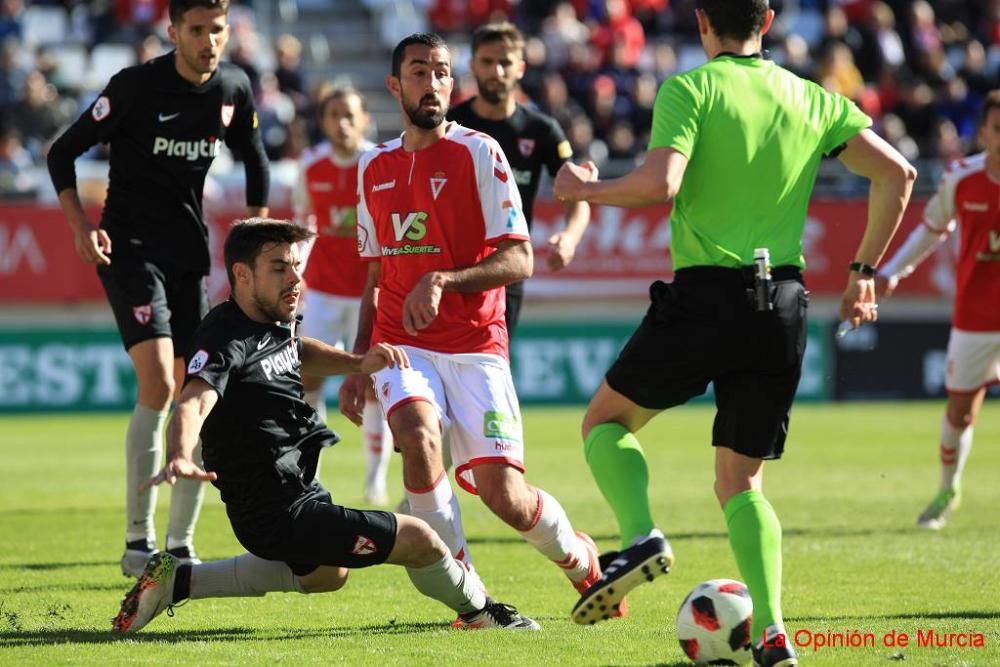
0;200;953;304
528;198;949;298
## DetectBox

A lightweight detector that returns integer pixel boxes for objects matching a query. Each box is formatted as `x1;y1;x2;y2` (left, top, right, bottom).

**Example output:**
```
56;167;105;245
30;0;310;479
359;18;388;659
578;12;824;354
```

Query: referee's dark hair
224;218;314;287
471;21;525;56
695;0;769;41
391;32;449;78
169;0;230;25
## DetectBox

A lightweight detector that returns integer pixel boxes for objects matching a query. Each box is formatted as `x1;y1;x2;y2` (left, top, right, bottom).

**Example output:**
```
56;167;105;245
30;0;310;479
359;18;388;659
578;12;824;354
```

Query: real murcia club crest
221;104;235;127
430;171;447;200
518;138;535;157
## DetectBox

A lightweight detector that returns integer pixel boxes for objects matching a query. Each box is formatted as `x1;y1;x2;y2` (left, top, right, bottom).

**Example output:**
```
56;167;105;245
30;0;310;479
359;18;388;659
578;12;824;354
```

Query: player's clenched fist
553;161;599;203
402;272;444;335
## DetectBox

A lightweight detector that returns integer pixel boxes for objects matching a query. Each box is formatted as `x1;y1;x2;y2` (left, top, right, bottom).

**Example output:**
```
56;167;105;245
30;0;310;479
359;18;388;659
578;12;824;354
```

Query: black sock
172;564;192;603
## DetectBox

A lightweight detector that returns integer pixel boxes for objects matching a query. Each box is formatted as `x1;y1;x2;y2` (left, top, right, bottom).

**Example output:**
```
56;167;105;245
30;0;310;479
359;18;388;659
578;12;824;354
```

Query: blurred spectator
780;33;814;80
958;40;994;96
0;0;22;44
114;0;169;40
537;70;583;130
930;117;964;162
880;111;919;162
937;77;981;142
0;124;35;198
8;70;73;159
135;33;164;65
605;119;637;162
591;0;644;69
519;35;548;102
629;72;656;146
630;0;670;37
274;33;309;112
867;2;905;75
229;15;262;97
816;41;865;100
893;80;939;155
541;2;589;71
646;40;676;82
256;71;296;160
0;39;27;110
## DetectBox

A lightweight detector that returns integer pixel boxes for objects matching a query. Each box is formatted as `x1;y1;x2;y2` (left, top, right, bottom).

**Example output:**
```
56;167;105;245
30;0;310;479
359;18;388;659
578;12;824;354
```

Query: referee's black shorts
98;253;208;358
606;266;808;460
229;484;398;576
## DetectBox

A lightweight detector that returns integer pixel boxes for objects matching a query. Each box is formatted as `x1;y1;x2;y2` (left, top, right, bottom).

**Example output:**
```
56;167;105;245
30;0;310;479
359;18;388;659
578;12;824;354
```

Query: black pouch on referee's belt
752;247;773;312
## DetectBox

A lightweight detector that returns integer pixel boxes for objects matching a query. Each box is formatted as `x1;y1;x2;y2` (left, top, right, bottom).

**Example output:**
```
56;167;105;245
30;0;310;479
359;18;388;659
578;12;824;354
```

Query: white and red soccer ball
676;579;753;665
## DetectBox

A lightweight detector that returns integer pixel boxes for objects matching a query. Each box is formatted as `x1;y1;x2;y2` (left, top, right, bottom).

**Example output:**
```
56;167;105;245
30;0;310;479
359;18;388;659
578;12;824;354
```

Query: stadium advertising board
1;200;947;304
0;320;829;412
833;321;1000;400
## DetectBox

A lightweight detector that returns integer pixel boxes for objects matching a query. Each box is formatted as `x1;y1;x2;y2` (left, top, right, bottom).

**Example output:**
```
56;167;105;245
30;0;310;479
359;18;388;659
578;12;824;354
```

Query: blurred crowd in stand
2;0;998;200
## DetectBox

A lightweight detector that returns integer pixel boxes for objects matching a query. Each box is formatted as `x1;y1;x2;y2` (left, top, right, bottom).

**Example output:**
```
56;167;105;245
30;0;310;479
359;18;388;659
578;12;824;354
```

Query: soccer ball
675;579;753;665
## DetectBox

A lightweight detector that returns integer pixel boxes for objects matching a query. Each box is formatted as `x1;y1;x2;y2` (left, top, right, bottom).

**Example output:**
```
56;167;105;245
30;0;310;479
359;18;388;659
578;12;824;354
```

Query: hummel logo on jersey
430;173;447;200
373;180;396;192
987;230;1000;253
351;535;377;556
391;211;428;241
257;335;271;350
963;201;988;211
261;342;299;381
153;136;222;161
157;111;181;122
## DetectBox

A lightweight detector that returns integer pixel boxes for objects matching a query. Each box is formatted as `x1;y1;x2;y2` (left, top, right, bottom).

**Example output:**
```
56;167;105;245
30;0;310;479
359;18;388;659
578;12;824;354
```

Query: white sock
407;472;472;566
304;388;327;424
363;400;392;498
406;554;487;615
518;488;591;583
939;416;973;491
125;405;166;543
165;440;206;551
189;553;305;599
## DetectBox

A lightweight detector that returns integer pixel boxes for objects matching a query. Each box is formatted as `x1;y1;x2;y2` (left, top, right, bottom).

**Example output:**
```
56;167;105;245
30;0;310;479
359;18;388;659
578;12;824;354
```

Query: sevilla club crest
133;304;152;325
221;104;235;127
518;138;535;157
352;535;377;556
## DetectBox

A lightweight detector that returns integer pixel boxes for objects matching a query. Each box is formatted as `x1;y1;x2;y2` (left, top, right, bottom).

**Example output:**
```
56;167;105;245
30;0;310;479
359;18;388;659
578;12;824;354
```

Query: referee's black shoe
752;637;798;667
571;534;673;625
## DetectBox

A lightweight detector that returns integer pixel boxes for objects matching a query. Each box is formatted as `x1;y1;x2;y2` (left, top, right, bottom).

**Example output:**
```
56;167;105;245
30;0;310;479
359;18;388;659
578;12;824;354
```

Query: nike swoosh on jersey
158;112;181;122
257;336;271;350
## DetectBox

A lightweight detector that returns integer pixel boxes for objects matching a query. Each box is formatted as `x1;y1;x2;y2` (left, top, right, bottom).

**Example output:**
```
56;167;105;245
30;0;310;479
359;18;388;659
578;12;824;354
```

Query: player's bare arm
401;238;532;335
547;200;591;271
301;337;409;376
554;147;688;208
836;128;918;326
339;262;381;425
56;188;112;265
147;378;219;489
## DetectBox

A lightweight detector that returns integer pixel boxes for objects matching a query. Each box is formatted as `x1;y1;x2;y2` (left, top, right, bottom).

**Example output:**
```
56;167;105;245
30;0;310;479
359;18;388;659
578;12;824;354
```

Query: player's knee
478;480;534;530
394;424;440;458
297;566;349;594
137;372;175;408
392;516;447;567
945;407;974;429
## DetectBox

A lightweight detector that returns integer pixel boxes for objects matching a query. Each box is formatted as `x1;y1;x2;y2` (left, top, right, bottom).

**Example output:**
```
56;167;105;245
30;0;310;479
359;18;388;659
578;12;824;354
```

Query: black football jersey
48;53;269;274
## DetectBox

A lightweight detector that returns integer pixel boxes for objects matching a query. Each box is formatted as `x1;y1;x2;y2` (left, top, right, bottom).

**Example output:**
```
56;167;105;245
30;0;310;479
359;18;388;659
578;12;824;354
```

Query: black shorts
230;485;398;576
606;266;808;460
98;255;208;358
505;281;524;337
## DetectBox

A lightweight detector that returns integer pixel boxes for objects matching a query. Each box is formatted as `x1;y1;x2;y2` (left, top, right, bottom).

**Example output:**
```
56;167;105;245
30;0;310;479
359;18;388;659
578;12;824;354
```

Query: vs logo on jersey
391;211;428;241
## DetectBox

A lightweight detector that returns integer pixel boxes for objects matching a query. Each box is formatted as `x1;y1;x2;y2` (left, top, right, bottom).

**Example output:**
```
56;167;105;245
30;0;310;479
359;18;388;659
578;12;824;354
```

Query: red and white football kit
883;152;1000;392
294;141;372;347
357;123;530;492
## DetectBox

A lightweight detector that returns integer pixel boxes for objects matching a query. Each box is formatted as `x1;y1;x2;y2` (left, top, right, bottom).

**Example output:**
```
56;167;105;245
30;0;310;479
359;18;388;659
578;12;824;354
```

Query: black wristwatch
849;261;877;277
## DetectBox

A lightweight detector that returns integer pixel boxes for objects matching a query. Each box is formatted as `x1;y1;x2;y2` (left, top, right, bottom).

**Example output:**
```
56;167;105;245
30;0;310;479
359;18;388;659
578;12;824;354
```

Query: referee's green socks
583;423;656;550
725;490;783;641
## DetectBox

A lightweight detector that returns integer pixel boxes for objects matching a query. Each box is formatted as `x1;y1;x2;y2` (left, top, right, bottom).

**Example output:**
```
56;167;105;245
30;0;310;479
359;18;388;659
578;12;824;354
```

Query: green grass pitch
1;402;997;665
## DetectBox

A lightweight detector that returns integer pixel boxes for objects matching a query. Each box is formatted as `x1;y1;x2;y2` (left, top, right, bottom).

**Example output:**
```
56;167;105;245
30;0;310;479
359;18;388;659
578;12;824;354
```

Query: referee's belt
673;265;803;287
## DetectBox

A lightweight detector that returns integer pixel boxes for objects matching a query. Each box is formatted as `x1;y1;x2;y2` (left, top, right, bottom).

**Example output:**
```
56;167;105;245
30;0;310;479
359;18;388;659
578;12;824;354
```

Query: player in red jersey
881;91;1000;530
294;87;393;505
339;33;606;615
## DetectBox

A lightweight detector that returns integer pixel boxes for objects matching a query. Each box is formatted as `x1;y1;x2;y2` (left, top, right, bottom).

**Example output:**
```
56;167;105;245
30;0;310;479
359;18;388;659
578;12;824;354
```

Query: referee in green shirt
554;2;916;665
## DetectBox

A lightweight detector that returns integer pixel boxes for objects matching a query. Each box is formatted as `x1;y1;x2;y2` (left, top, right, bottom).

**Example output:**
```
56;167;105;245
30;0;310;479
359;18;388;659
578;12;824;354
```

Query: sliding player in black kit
448;21;591;336
46;0;269;578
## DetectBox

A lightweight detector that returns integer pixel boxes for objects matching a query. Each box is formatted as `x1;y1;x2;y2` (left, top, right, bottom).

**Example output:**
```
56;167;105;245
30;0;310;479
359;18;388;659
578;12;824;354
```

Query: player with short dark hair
47;0;269;577
555;1;916;664
879;90;1000;531
448;21;590;335
111;218;535;634
339;32;602;628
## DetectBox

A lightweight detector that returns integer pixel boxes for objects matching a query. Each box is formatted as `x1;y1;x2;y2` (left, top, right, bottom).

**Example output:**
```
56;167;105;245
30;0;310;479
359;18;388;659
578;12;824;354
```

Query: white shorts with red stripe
945;328;1000;393
372;346;524;494
300;290;361;350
